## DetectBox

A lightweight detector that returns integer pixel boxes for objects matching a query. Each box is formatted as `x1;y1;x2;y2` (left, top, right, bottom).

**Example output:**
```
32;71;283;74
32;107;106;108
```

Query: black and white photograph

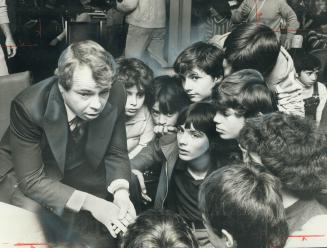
0;0;327;247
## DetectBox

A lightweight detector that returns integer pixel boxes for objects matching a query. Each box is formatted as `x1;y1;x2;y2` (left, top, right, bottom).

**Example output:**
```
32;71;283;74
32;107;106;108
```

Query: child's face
183;67;217;102
214;109;245;140
125;85;145;117
151;102;179;127
299;69;319;87
177;124;209;161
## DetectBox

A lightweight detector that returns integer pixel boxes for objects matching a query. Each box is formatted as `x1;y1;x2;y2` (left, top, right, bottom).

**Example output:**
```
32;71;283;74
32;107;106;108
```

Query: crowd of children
1;15;327;247
105;20;327;248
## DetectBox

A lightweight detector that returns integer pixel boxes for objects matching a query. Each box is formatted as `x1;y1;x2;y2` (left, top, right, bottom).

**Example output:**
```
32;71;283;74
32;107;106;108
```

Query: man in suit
0;40;135;246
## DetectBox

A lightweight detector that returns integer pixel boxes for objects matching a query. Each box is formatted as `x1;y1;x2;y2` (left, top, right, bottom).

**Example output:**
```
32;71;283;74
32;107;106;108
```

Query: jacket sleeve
130;137;163;172
104;83;131;188
10;100;75;216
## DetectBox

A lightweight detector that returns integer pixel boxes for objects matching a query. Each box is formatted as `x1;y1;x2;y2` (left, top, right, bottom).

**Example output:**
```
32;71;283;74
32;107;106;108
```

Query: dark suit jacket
0;76;130;215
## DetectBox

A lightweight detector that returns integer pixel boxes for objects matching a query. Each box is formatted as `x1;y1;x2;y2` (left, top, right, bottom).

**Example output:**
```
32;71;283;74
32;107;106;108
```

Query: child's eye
190;132;203;138
190;75;200;80
137;92;145;98
167;113;174;117
151;109;160;116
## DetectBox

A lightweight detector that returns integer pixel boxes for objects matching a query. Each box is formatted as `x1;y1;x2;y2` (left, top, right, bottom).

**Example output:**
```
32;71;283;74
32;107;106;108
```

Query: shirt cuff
107;179;129;194
65;190;88;212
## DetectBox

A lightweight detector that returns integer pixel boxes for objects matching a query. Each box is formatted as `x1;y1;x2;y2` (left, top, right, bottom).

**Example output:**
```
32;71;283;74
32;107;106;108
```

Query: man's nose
90;95;101;110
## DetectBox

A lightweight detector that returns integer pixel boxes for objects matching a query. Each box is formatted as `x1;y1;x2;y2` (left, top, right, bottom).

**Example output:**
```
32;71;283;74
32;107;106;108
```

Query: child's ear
214;76;223;84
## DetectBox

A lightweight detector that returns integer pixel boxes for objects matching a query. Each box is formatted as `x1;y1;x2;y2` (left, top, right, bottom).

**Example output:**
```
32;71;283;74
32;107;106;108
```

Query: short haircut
149;75;191;114
56;40;116;90
212;69;276;118
173;41;224;79
176;102;216;142
199;164;289;248
114;58;154;108
293;52;321;73
121;209;199;248
224;23;281;76
239;112;327;197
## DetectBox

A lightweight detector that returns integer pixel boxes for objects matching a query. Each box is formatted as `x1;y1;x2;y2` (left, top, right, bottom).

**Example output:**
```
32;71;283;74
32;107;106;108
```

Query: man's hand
82;194;130;238
113;188;136;221
132;169;152;204
153;125;177;135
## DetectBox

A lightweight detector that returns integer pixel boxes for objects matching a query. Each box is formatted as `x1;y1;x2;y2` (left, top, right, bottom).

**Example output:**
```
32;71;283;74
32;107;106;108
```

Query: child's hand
153;125;178;135
132;169;152;204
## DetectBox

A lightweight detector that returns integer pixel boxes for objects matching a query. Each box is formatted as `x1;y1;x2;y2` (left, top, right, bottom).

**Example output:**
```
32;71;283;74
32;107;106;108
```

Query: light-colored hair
55;40;116;90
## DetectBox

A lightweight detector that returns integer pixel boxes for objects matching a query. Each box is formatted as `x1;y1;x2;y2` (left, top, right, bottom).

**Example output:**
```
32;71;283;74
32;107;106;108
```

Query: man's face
151;102;179;127
223;59;233;77
125;85;145;117
299;69;319;88
177;124;209;161
59;64;110;121
183;67;217;102
213;109;245;140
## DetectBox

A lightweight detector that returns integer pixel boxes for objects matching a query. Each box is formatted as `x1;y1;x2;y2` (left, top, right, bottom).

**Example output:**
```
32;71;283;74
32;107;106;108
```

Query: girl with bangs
163;102;219;247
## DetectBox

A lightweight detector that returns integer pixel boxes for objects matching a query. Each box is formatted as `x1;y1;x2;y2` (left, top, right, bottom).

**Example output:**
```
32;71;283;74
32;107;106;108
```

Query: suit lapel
42;80;68;174
86;102;116;169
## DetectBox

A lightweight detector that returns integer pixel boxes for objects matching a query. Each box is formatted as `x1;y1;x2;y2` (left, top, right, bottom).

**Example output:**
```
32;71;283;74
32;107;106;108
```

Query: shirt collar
64;103;76;131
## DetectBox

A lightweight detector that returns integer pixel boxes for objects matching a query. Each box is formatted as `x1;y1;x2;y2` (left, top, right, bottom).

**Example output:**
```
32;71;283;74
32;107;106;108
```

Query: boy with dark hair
114;58;155;158
212;69;276;140
292;52;327;124
210;23;304;117
239;112;327;241
173;42;224;102
199;163;289;248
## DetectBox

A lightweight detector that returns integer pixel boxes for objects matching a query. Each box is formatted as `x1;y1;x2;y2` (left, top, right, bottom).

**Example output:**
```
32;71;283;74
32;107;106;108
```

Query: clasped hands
83;189;136;238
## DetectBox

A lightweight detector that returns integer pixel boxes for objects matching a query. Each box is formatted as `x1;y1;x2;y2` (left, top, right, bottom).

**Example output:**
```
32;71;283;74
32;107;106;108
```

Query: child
114;58;154;159
165;102;219;247
239;112;327;243
131;75;191;208
121;209;199;248
212;69;276;140
173;42;224;102
210;23;304;116
199;163;289;248
293;52;327;125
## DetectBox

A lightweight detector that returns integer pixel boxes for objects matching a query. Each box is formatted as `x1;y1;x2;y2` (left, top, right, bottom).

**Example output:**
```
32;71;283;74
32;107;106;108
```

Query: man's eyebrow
76;89;94;92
